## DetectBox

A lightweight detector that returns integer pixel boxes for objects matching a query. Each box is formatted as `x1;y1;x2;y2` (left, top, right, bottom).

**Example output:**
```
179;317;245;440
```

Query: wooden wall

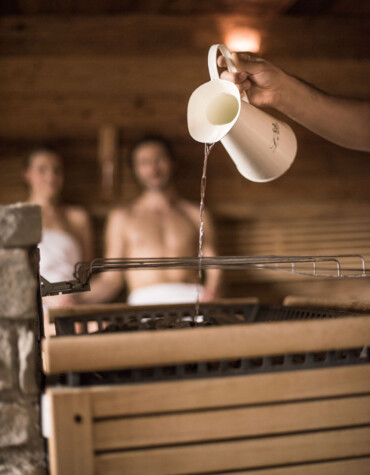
0;14;369;302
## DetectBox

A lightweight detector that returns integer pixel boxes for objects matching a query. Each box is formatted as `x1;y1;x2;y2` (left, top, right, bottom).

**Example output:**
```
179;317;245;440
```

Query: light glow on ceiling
224;28;261;53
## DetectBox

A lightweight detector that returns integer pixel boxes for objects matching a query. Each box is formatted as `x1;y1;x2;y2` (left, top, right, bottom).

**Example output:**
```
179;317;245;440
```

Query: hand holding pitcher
217;49;370;152
187;44;297;183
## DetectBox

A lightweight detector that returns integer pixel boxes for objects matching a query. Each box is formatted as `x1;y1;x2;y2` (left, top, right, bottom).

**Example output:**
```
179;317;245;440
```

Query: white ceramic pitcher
187;44;297;182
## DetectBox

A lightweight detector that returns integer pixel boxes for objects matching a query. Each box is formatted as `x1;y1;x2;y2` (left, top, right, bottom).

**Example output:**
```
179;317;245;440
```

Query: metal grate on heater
54;303;354;336
63;347;369;388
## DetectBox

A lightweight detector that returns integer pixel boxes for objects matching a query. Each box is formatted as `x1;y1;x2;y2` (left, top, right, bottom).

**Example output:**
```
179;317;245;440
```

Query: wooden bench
43;305;370;474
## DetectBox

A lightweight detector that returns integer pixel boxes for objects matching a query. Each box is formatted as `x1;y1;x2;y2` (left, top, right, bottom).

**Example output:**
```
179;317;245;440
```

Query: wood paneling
2;0;370;17
48;391;94;475
46;363;370;474
89;365;370;417
0;0;297;16
0;16;368;58
93;396;370;449
0;13;369;303
0;59;368;142
94;428;370;474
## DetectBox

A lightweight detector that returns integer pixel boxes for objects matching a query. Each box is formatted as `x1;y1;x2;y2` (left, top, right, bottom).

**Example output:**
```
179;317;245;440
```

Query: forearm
80;272;124;304
203;269;223;299
277;74;370;151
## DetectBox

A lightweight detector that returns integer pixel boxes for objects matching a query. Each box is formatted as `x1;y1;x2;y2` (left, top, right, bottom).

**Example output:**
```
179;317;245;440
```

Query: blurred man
86;135;221;305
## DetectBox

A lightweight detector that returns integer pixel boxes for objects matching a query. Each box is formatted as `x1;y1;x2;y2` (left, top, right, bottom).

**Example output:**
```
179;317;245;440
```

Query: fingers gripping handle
208;44;237;78
208;43;249;102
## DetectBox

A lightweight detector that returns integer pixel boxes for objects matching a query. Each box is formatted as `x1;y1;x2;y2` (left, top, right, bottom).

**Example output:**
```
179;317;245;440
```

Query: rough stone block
0;326;14;391
0;405;46;473
0;403;29;448
0;448;46;474
0;249;37;318
18;326;38;395
0;204;41;248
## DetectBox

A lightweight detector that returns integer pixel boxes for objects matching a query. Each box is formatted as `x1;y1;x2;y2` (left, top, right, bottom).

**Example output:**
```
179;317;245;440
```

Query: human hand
43;293;77;308
217;52;287;109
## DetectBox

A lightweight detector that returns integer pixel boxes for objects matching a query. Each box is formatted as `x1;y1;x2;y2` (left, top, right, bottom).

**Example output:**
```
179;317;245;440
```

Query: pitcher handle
208;44;249;103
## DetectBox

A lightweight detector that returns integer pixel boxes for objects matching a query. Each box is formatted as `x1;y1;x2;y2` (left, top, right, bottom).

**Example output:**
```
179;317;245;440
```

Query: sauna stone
0;204;41;249
0;203;45;474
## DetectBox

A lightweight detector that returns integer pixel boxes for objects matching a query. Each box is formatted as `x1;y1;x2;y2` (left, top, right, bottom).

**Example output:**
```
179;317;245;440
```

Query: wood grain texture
0;16;368;58
93;395;370;450
46;365;370;474
42;316;370;374
89;365;370;417
230;458;370;475
94;427;370;474
283;296;370;313
47;390;94;475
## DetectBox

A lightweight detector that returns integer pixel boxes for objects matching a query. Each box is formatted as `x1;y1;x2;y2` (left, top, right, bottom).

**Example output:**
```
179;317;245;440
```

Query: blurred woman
24;147;93;311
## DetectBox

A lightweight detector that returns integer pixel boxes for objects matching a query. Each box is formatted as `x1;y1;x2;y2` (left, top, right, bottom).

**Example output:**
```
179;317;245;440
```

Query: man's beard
139;175;172;191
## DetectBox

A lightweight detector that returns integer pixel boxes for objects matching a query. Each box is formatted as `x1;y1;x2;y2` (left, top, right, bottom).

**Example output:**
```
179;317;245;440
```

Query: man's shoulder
178;199;200;222
109;205;130;221
179;199;199;214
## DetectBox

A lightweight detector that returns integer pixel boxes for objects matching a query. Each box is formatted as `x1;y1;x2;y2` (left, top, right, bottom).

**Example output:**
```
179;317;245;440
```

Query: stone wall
0;204;46;474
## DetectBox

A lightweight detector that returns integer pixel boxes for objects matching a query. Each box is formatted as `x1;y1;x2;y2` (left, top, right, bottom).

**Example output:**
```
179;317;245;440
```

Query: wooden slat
230;457;370;475
1;60;369;141
42;316;370;374
283;296;370;313
47;390;94;475
0;0;297;16
230;234;370;246
94;427;370;474
0;93;189;140
231;228;370;242
213;201;370;221
0;56;204;95
232;235;370;247
0;16;368;59
1;57;369;96
220;221;370;236
231;246;370;256
224;275;370;303
93;395;370;450
89;365;370;417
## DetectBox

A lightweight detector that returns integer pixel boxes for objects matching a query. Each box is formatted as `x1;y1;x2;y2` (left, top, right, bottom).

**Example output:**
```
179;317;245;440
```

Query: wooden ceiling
0;0;369;16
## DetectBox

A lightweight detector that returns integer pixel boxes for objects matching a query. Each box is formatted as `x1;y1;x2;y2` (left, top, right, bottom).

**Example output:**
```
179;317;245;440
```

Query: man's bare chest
127;210;198;250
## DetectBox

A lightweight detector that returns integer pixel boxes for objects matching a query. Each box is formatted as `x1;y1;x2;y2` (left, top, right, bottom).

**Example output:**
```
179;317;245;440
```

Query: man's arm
81;209;127;303
218;53;370;152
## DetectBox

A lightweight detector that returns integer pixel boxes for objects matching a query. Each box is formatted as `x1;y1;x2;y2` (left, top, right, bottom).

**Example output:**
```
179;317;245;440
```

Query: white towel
38;228;82;283
128;282;204;306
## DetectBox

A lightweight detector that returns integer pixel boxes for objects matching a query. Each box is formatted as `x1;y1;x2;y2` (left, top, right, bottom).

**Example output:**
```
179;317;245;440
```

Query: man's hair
129;134;175;168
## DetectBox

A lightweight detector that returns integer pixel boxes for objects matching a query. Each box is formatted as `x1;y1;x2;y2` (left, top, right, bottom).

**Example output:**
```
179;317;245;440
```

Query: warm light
224;28;261;53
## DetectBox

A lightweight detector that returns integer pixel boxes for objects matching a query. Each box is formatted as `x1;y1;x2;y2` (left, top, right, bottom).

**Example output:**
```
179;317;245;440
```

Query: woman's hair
129;134;175;168
23;146;62;170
